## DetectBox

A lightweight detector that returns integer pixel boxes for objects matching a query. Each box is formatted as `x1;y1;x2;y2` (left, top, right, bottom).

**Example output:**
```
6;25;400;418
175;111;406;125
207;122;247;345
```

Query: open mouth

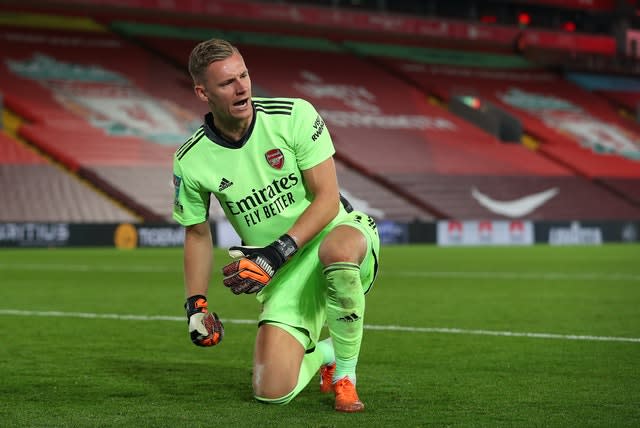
233;99;249;107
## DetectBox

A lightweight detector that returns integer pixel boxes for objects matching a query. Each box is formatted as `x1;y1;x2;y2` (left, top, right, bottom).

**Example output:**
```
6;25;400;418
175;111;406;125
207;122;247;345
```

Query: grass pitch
1;244;639;427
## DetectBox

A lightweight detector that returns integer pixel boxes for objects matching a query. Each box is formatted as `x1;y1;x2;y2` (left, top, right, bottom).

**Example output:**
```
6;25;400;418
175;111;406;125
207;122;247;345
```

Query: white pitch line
1;309;638;343
364;324;640;343
388;271;640;282
0;263;180;273
1;263;639;281
0;309;255;324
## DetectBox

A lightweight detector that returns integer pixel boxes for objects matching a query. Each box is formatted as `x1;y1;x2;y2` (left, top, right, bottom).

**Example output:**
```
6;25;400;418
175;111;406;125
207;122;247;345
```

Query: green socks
323;262;365;384
316;337;335;366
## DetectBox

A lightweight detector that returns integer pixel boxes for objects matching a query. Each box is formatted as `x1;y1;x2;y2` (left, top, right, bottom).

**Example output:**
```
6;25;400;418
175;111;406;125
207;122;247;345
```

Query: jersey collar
203;102;257;149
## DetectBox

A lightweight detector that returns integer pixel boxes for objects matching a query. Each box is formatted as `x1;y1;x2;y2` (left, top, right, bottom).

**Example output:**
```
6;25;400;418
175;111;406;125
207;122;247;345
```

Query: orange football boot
333;376;364;413
319;362;336;393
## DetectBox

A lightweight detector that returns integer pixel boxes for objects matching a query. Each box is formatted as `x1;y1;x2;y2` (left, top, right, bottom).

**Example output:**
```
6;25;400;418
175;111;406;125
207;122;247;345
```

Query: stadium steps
0;132;138;222
383;56;640;178
335;162;434;221
0;19;201;222
17;124;172;222
362;54;640;214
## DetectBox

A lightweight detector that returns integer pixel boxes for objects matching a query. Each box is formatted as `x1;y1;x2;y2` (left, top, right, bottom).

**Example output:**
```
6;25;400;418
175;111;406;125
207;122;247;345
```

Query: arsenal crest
265;149;284;169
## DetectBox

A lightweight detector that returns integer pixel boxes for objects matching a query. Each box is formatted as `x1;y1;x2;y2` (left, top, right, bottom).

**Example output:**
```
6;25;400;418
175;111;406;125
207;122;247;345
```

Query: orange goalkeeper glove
222;234;298;294
185;295;224;347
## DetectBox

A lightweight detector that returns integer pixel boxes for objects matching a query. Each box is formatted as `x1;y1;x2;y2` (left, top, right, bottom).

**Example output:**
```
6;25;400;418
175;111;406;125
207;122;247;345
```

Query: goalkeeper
173;38;379;413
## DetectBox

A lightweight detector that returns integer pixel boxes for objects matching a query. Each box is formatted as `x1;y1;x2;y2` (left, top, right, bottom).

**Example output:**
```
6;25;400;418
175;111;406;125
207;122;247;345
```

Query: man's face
194;52;252;123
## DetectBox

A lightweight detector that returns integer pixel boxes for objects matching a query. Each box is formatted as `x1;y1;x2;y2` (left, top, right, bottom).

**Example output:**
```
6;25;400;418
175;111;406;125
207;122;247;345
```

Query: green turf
1;245;639;427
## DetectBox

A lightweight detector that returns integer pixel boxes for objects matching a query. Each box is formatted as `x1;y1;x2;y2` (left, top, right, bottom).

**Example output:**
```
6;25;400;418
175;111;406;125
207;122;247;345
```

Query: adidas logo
218;178;233;191
336;313;360;322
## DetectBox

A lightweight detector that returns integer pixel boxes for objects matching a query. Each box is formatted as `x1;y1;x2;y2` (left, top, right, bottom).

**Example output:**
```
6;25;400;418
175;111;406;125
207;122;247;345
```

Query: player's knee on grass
254;389;296;405
252;364;298;403
253;364;298;405
252;322;307;404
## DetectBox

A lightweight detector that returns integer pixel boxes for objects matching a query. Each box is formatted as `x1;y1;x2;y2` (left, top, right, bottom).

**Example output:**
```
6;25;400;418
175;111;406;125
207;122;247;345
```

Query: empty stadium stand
112;22;640;220
0;132;138;222
0;21;205;221
1;8;638;223
361;51;640;218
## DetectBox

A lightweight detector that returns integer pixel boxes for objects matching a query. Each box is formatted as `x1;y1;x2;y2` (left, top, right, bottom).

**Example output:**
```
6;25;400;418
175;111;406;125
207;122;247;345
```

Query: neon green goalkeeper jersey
173;97;342;246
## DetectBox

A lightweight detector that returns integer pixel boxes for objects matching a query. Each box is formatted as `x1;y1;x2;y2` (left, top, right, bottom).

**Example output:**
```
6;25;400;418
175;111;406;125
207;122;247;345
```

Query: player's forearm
287;191;340;248
183;223;213;298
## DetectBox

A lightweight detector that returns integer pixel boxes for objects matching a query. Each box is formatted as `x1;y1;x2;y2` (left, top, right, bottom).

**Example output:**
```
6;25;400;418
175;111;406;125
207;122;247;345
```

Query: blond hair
188;38;240;84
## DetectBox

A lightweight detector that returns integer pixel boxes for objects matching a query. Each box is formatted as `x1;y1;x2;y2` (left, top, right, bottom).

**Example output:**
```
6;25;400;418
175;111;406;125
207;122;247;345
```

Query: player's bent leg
253;322;323;405
253;323;304;401
323;261;366;412
319;225;368;412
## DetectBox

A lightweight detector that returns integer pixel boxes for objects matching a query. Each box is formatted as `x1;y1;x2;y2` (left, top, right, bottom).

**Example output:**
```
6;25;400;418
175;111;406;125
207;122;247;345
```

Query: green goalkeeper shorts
256;210;380;351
